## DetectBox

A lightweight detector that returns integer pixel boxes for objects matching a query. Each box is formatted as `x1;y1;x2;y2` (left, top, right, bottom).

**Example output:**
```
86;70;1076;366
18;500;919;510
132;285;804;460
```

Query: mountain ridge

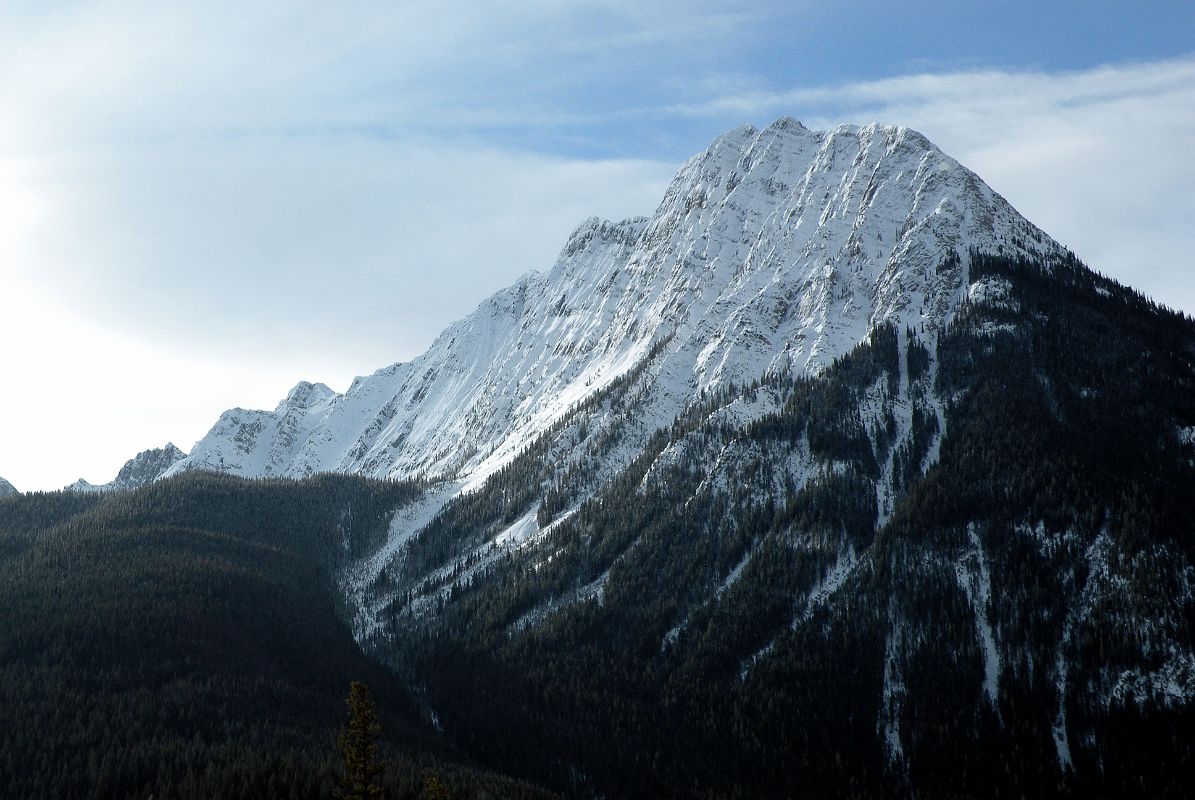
165;119;1062;491
67;443;186;493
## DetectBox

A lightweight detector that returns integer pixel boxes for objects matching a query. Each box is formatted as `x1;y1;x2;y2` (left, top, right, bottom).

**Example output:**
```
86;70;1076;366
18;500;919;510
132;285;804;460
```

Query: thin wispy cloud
668;58;1195;117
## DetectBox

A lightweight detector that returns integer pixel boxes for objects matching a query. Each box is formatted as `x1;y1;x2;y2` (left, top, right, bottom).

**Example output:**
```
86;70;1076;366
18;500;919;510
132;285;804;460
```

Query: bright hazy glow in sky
2;1;1194;491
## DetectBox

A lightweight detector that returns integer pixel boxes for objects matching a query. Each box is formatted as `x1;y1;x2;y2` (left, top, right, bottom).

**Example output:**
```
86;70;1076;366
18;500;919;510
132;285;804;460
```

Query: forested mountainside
359;251;1195;798
0;476;555;800
5;118;1194;798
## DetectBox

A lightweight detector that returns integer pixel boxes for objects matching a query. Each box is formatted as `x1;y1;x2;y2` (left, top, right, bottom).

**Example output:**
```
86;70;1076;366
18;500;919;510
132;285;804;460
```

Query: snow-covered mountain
68;443;186;493
33;118;1194;796
0;476;17;498
168;118;1058;487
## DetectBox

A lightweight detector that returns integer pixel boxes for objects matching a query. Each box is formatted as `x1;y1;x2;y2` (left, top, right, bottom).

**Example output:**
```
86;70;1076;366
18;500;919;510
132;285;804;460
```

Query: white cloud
0;1;761;153
3;136;673;357
0;273;303;492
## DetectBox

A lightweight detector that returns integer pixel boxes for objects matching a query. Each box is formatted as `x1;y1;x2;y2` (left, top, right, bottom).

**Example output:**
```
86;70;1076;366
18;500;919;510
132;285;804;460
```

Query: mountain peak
67;442;189;493
0;476;18;497
66;478;103;494
276;381;338;414
764;115;807;132
112;443;188;488
168;119;1060;485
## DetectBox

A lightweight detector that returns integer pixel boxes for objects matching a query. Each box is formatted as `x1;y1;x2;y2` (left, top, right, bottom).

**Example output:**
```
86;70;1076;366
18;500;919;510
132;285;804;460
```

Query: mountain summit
168;119;1058;487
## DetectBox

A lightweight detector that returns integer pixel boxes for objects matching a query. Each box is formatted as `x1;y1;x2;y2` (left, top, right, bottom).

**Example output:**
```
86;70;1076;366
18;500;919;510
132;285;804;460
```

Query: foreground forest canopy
0;475;553;799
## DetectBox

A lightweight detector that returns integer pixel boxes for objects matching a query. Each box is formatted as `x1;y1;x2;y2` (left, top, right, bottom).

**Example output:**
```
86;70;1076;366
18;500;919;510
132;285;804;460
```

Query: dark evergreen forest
0;475;554;799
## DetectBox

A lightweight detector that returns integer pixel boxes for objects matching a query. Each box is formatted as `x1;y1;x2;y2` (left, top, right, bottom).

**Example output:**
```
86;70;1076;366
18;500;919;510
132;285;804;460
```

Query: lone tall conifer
334;681;386;800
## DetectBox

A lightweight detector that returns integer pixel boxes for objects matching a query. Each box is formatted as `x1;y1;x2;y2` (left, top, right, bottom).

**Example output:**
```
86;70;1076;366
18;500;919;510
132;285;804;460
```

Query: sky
2;1;1194;492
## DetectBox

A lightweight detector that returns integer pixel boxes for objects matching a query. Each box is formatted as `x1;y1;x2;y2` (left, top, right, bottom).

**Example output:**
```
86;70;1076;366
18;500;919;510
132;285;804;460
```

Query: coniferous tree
335;681;386;800
424;772;451;800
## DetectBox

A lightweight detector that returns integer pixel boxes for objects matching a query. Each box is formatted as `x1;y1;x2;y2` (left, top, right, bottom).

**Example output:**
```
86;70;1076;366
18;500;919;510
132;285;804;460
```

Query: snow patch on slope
346;481;463;639
956;524;1001;710
881;600;908;766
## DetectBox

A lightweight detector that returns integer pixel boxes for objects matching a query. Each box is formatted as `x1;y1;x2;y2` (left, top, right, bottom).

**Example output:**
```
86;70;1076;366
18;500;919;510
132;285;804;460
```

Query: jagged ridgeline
0;475;555;799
